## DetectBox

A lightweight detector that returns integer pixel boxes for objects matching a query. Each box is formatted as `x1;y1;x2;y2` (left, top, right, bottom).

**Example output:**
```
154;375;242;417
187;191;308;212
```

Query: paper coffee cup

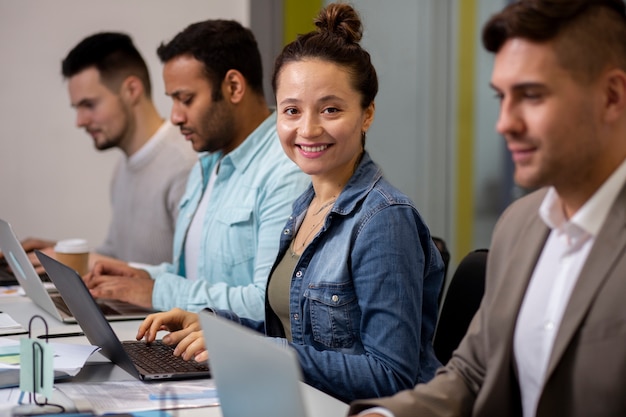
54;239;89;276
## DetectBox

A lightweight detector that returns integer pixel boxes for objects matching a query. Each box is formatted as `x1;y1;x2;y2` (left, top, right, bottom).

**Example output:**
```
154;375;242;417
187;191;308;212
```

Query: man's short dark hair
62;32;152;97
482;0;626;82
482;0;626;81
157;20;264;100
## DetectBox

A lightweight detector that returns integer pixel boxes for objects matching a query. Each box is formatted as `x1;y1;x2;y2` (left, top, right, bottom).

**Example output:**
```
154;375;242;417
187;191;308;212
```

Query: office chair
433;248;488;365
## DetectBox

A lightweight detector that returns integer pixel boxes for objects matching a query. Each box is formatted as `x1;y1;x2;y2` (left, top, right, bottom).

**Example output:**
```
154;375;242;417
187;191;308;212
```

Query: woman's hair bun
314;3;363;44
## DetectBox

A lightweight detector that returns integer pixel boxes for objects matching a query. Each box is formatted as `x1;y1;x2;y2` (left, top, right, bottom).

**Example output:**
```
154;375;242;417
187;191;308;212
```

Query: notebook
199;311;309;417
0;218;154;323
37;251;212;381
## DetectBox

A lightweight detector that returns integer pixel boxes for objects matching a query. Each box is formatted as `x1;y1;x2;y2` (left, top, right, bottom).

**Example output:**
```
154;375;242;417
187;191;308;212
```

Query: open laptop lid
0;219;65;322
36;250;211;382
199;311;309;417
0;219;153;323
35;250;142;379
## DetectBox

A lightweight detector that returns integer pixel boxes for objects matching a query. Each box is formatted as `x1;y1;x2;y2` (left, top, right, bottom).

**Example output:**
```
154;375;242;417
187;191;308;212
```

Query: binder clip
11;315;65;416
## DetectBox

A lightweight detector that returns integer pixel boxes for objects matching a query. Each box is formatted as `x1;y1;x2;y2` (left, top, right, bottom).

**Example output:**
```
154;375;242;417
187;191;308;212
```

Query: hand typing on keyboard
136;308;208;362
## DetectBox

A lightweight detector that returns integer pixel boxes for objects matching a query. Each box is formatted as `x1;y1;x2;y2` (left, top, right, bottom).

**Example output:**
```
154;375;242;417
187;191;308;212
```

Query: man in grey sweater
23;32;197;267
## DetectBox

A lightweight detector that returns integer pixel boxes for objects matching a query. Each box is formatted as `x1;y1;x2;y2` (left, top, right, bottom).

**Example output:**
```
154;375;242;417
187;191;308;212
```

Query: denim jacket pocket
304;283;358;349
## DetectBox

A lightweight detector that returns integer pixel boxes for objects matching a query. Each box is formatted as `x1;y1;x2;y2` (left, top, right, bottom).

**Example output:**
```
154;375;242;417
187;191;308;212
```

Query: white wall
342;0;506;263
334;1;454;242
0;0;248;245
473;0;507;249
1;0;509;263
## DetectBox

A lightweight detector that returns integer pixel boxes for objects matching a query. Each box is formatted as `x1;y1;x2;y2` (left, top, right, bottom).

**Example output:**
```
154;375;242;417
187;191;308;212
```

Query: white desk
1;294;350;417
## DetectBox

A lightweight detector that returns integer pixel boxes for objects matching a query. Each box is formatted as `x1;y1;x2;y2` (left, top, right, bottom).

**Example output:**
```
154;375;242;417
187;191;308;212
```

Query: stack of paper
0;338;100;388
57;379;218;414
0;312;27;336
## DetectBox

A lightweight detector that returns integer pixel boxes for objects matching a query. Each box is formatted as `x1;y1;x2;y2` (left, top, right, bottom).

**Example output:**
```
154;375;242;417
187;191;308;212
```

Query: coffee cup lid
54;239;89;254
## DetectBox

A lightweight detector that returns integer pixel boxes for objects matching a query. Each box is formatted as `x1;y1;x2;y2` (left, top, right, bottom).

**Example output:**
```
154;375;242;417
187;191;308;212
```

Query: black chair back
433;249;488;365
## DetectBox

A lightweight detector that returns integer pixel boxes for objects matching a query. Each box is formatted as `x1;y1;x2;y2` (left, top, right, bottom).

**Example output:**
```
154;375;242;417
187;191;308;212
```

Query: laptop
0;219;155;323
37;251;212;381
0;258;20;286
0;247;49;287
199;311;309;417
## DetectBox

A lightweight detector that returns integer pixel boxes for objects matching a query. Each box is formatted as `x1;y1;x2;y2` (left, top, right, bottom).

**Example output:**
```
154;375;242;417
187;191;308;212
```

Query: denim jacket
215;151;444;402
145;113;308;318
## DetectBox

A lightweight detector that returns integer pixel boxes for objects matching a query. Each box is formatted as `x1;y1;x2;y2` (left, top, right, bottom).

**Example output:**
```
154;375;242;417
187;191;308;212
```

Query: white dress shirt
514;158;626;417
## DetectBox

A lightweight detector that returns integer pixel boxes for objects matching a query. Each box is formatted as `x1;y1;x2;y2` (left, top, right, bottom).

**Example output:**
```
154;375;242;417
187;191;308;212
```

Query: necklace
290;198;336;257
312;198;336;216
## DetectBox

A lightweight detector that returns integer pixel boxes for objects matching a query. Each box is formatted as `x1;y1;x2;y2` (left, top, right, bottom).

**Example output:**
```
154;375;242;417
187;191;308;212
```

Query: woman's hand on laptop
136;308;208;362
174;330;208;362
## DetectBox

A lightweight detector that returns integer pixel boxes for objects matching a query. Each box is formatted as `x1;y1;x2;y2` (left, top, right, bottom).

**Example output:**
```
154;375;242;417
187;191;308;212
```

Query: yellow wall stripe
283;0;323;45
455;0;477;259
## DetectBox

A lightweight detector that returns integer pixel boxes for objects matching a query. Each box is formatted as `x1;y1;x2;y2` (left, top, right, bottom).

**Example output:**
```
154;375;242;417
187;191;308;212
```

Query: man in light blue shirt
84;20;308;320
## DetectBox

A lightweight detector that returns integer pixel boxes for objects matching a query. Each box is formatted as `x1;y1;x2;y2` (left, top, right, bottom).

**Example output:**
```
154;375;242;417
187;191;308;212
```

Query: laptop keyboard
52;294;123;317
123;341;210;374
52;295;73;316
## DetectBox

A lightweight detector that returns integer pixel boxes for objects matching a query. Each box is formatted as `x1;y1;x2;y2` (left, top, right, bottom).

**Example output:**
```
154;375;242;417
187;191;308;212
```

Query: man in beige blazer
350;0;626;416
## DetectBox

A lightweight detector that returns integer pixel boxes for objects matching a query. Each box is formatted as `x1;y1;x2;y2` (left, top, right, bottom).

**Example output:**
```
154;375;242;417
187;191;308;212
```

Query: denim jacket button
295;270;303;278
293;313;299;320
283;229;291;235
332;295;339;303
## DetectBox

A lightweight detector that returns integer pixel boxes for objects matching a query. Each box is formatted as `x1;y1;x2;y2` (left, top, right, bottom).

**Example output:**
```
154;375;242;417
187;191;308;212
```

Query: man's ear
120;75;144;105
222;69;246;104
602;68;626;123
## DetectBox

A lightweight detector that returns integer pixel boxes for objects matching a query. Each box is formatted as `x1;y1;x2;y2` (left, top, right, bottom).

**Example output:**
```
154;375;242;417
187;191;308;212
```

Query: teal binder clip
12;314;65;416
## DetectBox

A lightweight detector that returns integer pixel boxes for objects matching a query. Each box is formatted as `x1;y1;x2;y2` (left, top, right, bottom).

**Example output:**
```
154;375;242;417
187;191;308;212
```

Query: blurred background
0;0;517;272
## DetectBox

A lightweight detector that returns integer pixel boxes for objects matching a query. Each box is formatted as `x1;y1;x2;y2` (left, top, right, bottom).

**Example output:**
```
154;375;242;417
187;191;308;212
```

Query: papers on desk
0;387;174;417
0;285;22;298
0;312;27;335
57;379;219;414
0;338;100;386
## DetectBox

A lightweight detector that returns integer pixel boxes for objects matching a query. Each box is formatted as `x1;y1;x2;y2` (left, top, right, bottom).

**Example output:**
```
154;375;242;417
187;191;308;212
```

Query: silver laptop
37;250;212;381
0;218;153;322
199;311;309;417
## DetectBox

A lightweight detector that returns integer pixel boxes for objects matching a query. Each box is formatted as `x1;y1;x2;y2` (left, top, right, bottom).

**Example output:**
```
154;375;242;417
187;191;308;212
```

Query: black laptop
36;251;211;381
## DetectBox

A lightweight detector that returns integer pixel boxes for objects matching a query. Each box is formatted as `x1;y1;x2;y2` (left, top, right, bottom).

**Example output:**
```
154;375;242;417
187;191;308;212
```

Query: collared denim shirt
146;113;308;318
216;152;444;403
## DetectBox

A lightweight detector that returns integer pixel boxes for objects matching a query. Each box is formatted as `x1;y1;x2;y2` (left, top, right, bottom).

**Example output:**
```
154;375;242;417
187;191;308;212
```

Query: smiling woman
275;59;374;189
136;2;445;404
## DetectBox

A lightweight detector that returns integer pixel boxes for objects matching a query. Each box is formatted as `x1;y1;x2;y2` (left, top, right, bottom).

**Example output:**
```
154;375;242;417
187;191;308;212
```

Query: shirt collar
539;158;626;238
221;111;276;173
291;151;382;216
127;120;172;165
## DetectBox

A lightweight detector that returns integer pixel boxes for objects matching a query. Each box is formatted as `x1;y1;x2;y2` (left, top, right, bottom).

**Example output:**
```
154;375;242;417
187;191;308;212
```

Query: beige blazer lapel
478;205;549;409
491;217;548;336
544;183;626;379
